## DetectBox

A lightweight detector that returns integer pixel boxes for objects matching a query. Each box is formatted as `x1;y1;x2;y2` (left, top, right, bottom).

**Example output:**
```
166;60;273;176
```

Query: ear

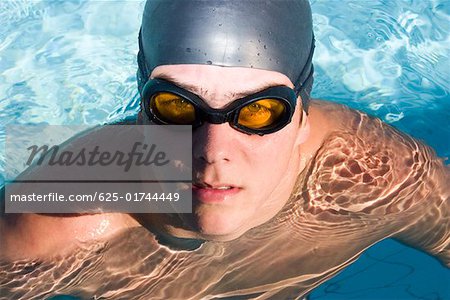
295;110;310;146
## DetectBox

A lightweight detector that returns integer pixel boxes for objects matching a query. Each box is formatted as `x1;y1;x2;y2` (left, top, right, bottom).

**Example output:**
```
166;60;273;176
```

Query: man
1;0;448;298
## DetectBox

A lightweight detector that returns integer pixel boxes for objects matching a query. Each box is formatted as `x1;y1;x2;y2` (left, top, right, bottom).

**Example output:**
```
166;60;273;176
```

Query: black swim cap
137;0;315;111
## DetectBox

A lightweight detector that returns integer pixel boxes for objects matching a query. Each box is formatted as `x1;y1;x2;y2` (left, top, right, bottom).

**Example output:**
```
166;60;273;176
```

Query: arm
390;142;449;267
305;102;449;267
347;114;450;267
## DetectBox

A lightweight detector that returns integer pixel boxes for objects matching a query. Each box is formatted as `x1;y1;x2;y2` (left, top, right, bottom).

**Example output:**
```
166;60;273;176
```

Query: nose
193;122;236;164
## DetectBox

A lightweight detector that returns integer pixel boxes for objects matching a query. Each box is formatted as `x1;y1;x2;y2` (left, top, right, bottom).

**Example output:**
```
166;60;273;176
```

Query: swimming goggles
142;79;298;136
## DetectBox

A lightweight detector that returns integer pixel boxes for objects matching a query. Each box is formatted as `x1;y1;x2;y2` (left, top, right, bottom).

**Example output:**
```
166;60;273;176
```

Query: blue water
0;0;449;299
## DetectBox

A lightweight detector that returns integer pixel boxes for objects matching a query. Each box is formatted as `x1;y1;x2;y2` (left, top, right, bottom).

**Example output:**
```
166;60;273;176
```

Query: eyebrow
152;73;205;96
153;72;287;100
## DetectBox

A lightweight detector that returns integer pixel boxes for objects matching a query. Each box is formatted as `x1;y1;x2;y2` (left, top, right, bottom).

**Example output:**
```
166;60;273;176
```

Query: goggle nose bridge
201;109;235;125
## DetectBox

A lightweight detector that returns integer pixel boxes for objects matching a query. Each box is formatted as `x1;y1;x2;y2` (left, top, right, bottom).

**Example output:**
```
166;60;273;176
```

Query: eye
150;92;196;124
237;99;286;129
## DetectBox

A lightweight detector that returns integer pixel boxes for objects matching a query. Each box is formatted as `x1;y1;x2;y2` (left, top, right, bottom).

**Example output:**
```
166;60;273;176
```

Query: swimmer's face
148;65;309;241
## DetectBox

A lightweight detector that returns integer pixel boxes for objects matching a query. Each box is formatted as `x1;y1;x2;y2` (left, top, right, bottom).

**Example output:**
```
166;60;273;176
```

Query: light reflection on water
0;0;449;299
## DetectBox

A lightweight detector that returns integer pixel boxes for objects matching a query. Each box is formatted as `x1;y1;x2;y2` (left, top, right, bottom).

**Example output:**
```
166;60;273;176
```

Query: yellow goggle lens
237;99;286;129
151;92;196;124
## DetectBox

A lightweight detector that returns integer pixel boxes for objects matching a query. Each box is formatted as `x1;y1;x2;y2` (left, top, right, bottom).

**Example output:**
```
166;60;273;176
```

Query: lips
192;182;241;203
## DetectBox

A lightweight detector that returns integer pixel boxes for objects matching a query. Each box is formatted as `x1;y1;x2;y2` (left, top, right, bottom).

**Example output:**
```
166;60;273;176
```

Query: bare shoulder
0;212;140;261
303;99;448;217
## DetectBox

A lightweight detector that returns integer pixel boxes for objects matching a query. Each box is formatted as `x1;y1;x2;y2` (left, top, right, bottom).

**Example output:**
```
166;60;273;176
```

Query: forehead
150;64;294;104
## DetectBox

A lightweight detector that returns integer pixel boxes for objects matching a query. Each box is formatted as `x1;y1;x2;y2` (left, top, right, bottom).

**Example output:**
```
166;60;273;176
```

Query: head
137;0;315;241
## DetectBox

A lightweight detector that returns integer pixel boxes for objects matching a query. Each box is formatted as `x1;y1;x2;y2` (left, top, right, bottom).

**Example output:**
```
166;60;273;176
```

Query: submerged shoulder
303;100;441;216
0;212;140;261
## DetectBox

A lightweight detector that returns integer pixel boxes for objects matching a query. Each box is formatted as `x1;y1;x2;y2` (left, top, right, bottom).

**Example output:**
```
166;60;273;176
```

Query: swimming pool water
0;0;449;299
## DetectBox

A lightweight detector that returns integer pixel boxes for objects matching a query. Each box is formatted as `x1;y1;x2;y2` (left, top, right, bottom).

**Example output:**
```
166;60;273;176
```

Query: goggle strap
297;64;314;112
137;29;150;91
293;35;315;91
293;35;315;109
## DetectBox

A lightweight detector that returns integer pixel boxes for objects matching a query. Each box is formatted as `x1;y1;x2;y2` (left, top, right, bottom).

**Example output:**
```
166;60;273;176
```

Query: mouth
192;183;241;203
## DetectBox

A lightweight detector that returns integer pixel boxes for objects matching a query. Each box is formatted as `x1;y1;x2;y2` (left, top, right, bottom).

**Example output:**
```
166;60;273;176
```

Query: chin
194;208;249;241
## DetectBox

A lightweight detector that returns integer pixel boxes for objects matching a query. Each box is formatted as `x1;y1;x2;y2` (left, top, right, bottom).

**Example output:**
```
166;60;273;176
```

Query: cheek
253;126;298;164
243;131;298;192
